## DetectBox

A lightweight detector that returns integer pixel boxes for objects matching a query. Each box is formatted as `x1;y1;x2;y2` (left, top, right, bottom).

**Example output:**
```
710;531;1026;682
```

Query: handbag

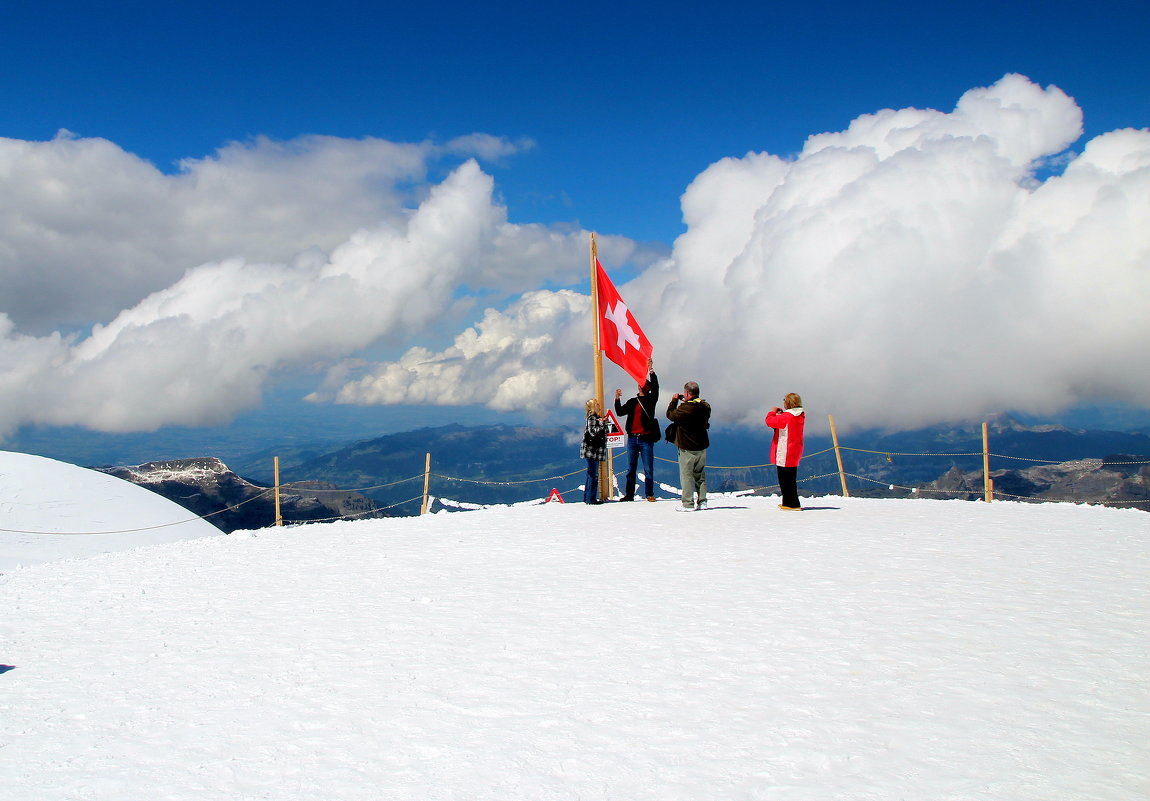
663;421;678;444
639;400;661;440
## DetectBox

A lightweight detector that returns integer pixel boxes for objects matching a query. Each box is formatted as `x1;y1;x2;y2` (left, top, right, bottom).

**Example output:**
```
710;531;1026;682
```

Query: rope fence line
838;470;1150;506
429;468;586;486
276;473;425;494
274;468;589;494
840;448;985;458
839;448;1150;465
988;454;1150;465
989;488;1150;505
283;494;427;525
0;487;277;536
12;417;1149;535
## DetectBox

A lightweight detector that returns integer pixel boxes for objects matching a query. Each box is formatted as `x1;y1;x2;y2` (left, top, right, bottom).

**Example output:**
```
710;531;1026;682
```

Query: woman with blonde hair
765;393;805;510
579;398;608;504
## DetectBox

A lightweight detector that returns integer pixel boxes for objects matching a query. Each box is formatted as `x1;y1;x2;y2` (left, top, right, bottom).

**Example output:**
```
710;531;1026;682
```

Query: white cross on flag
595;259;653;385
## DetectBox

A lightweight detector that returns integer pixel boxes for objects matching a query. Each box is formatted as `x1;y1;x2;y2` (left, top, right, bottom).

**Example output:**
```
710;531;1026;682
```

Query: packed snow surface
1;451;1148;800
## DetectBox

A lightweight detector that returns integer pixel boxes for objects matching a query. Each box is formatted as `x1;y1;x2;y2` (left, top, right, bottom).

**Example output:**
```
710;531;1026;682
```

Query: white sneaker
675;504;694;512
697;500;708;511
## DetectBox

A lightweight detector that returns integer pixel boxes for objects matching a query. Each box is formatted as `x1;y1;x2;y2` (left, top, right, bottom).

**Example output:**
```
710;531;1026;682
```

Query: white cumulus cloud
326;74;1150;432
316;289;595;413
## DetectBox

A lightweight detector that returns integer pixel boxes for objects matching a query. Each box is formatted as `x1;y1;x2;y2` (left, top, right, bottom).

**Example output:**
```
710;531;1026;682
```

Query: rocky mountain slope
98;457;382;532
917;454;1150;510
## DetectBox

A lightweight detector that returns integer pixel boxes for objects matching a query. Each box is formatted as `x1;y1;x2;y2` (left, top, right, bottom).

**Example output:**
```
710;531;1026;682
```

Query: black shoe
621;495;634;502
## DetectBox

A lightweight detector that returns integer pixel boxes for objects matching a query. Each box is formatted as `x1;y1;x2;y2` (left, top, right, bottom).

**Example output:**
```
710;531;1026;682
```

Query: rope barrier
989;489;1150;506
430;468;585;486
837;447;985;458
987;453;1150;465
0;487;276;536
836;471;1150;506
275;473;425;494
11;429;1148;535
284;494;425;525
655;454;777;469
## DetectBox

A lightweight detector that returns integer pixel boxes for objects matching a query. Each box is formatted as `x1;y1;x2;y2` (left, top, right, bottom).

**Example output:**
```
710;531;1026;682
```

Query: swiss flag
595;259;653;385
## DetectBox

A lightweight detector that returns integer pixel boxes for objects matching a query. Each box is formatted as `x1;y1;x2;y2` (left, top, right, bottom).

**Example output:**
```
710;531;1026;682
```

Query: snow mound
0;450;222;571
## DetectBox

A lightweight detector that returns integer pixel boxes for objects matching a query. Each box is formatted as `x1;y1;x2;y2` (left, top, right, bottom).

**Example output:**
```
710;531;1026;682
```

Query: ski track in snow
1;495;1148;800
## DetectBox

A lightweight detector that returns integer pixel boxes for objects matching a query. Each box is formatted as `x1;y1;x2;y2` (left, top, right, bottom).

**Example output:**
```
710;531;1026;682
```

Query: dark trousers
777;465;800;508
624;436;655;498
584;458;600;503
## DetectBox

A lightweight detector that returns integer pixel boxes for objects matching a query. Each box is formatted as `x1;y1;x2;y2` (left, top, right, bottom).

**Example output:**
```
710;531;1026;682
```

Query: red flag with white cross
595;259;653;385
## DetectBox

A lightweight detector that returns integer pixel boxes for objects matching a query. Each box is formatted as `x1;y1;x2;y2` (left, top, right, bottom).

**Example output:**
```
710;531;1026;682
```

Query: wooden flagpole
590;233;611;500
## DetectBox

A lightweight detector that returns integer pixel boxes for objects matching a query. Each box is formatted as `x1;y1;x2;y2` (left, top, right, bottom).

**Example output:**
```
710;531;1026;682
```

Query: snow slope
0;451;221;570
1;462;1148;800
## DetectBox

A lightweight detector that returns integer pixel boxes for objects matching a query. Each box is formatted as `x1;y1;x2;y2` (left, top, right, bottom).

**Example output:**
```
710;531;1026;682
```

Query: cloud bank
322;74;1150;431
1;74;1148;437
0;131;529;335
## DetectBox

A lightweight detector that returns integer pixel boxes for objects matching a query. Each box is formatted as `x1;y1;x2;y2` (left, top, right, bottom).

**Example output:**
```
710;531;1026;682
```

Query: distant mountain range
100;416;1150;527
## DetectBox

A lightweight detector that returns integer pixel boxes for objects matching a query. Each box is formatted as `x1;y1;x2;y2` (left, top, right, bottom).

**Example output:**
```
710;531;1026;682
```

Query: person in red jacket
614;361;660;502
765;393;805;511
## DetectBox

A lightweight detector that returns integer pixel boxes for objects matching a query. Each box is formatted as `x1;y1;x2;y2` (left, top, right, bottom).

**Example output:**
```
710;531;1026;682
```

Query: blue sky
2;0;1149;450
6;0;1146;245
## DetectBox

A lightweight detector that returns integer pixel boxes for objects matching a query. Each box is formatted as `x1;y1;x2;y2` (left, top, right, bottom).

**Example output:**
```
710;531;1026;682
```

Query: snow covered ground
1;451;1148;800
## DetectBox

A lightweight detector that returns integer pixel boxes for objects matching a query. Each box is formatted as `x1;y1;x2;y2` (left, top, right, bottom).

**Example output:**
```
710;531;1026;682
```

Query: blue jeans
584;458;600;503
625;436;655;498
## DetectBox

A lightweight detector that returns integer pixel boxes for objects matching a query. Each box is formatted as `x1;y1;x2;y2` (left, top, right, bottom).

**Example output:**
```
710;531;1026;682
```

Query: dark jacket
614;371;661;443
666;396;711;450
579;412;607;461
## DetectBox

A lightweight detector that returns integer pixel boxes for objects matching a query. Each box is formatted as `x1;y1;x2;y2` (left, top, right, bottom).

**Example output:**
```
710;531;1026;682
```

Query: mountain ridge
97;457;383;533
98;418;1150;524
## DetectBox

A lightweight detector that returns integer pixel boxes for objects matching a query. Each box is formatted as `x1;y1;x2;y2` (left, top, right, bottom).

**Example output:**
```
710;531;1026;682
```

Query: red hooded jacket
765;407;806;468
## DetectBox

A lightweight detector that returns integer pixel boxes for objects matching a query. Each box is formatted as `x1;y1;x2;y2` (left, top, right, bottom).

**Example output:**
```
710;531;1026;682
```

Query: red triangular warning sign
605;409;623;435
604;409;625;448
546;488;565;503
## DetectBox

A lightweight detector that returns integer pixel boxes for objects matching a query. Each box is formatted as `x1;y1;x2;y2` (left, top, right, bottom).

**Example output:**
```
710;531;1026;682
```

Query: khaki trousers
677;448;707;508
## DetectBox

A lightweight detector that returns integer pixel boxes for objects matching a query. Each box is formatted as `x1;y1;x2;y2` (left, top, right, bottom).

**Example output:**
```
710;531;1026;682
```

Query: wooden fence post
421;452;431;515
982;422;992;503
829;415;850;498
273;456;283;526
